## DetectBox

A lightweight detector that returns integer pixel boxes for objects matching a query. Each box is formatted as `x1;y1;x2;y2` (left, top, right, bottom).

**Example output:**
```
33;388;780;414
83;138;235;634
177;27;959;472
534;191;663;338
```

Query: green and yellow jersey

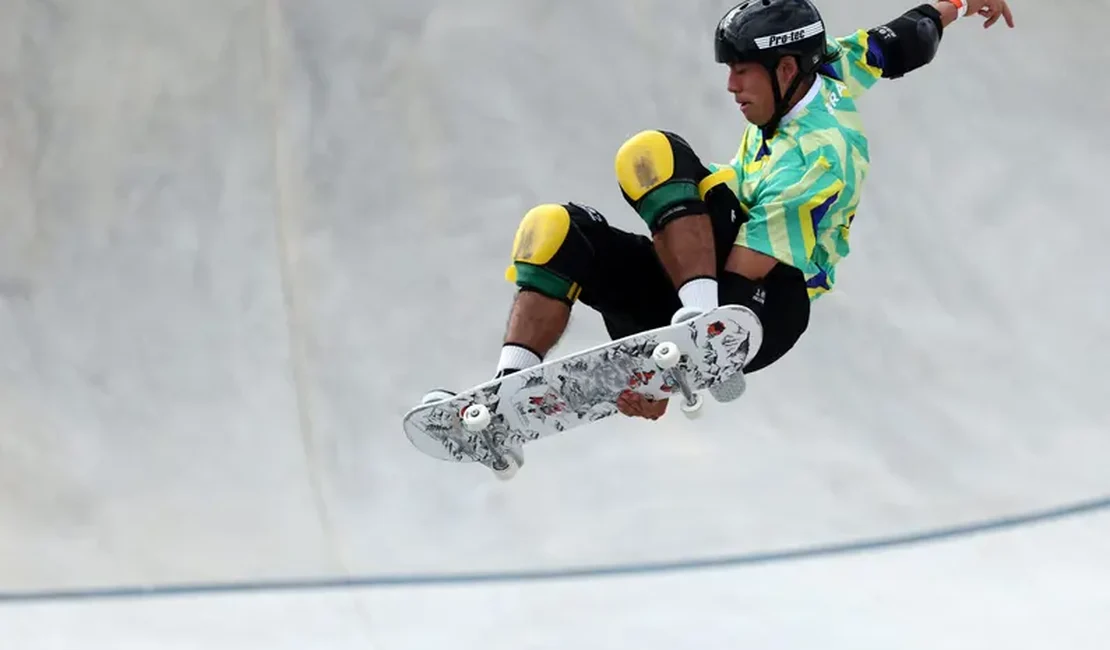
710;29;887;300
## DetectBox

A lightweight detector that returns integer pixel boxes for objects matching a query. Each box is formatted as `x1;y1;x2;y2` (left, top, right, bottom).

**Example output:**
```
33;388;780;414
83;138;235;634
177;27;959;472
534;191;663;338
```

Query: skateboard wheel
680;393;704;418
491;454;520;480
652;341;681;369
462;404;491;431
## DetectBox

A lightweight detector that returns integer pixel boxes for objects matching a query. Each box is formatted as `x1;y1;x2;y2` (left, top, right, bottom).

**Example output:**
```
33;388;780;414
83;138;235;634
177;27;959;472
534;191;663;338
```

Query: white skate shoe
670;305;705;325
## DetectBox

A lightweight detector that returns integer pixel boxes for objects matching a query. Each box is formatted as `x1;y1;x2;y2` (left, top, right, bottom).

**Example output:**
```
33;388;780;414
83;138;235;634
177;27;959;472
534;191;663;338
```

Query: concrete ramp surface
1;0;1109;647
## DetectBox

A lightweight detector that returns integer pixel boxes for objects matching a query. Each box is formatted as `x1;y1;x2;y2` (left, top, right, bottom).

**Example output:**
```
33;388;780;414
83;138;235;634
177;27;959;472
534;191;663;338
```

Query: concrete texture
1;0;1108;645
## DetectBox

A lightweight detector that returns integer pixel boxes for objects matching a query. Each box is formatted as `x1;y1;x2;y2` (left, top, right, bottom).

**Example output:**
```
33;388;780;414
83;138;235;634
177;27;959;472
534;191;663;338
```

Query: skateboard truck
460;403;520;480
651;341;704;418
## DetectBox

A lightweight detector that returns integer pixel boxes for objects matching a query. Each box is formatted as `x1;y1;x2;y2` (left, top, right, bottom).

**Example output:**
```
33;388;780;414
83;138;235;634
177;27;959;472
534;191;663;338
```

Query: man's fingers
618;391;646;417
644;398;667;420
978;1;1014;28
616;392;639;417
617;390;668;420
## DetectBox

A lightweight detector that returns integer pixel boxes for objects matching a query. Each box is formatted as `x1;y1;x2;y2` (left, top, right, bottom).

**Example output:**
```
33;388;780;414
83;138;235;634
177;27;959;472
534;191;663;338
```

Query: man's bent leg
499;201;679;377
614;130;722;315
498;291;569;375
498;202;591;376
654;214;718;314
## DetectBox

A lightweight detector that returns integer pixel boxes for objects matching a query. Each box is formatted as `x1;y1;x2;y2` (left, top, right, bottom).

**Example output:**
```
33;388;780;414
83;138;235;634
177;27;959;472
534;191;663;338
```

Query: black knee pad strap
615;130;711;233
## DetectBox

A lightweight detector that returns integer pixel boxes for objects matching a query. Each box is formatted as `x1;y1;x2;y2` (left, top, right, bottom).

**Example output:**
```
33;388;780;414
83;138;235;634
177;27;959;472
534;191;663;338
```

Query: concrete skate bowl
2;0;1109;603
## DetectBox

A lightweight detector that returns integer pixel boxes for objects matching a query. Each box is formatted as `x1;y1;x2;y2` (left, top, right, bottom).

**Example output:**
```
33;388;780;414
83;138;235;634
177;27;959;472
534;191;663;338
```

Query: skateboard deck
402;304;763;479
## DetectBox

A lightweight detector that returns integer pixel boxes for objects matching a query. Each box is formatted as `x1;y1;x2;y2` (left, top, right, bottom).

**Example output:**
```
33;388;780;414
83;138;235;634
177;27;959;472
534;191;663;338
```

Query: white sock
497;344;541;374
677;277;719;312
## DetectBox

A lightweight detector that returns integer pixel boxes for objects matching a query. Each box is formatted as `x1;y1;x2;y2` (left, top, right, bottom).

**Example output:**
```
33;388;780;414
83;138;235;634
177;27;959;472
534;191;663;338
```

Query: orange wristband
947;0;970;17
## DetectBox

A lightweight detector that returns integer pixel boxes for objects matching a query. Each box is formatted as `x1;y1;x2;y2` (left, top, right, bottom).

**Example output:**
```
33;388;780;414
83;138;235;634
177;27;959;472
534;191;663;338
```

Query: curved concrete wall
1;0;1107;598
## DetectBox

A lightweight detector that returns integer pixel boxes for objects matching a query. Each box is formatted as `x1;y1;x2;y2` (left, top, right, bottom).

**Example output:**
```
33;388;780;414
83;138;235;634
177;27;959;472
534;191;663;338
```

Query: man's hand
968;0;1014;27
616;390;669;420
938;0;1014;28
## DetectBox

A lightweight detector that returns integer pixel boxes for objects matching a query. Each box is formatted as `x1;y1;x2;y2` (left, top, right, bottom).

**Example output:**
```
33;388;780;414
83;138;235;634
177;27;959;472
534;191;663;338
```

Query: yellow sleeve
821;31;886;99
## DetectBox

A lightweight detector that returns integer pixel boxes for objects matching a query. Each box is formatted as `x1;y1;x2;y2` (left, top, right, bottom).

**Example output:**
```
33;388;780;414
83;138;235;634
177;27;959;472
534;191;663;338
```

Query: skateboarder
434;0;1015;420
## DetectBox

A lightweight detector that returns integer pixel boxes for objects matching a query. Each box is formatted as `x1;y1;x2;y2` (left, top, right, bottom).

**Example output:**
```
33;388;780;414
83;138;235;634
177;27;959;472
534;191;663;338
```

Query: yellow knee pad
614;130;704;231
614;130;676;202
504;203;583;304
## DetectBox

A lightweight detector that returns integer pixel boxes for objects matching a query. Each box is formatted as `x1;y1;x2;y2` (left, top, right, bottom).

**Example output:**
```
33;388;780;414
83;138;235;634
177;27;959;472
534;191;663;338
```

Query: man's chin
739;104;765;125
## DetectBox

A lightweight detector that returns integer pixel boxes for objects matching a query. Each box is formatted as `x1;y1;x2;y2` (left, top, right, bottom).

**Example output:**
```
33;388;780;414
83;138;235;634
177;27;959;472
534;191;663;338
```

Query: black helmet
715;0;839;133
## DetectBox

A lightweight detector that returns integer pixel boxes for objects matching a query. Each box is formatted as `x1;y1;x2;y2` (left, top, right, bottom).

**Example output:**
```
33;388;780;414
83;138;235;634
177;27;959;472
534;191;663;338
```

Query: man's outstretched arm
866;0;1015;80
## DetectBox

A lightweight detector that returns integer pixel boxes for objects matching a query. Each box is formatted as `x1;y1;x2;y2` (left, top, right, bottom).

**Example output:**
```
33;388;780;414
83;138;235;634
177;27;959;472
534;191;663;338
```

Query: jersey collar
778;76;823;127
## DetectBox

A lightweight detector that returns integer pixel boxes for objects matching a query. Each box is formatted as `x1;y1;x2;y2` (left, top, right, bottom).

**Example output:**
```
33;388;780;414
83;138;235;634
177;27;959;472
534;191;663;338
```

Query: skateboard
401;304;763;480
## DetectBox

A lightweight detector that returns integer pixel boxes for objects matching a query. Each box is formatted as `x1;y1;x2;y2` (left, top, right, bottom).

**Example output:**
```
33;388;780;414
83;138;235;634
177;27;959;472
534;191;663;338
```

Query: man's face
726;58;794;126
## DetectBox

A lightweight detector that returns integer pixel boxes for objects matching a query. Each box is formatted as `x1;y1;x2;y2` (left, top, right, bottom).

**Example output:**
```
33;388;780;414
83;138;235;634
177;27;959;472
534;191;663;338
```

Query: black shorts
567;202;811;374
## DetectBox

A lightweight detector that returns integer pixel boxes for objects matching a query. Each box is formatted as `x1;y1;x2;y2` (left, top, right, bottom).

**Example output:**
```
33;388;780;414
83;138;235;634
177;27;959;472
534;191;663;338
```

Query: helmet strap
760;57;808;140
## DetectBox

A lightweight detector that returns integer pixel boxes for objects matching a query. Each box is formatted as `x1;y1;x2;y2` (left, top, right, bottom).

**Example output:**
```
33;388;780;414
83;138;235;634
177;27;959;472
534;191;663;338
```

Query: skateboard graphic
402;305;763;480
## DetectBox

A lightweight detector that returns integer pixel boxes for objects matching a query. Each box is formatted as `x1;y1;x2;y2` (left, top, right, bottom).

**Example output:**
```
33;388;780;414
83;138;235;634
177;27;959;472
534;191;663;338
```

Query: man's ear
776;56;800;87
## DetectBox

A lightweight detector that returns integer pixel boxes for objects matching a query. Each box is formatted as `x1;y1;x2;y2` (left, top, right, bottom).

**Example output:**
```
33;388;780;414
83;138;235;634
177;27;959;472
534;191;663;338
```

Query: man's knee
614;129;716;233
504;202;605;306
